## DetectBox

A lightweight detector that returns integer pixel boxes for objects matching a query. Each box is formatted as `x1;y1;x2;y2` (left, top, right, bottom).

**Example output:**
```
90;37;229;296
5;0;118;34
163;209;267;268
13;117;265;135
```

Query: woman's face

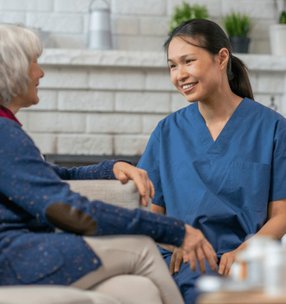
167;36;226;103
12;57;44;111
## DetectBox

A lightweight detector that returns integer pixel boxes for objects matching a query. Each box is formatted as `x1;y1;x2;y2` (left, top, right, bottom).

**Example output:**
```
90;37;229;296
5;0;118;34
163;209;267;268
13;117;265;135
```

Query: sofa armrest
67;180;140;209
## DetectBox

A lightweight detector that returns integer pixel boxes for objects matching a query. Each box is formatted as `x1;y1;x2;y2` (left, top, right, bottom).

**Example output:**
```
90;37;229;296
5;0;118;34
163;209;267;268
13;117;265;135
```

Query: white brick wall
86;113;142;134
41;68;89;89
115;92;170;113
89;69;145;90
0;0;282;53
257;73;285;94
27;13;83;33
0;0;53;11
54;0;90;13
57;134;113;155
27;112;86;133
112;0;166;15
112;17;139;35
58;91;114;112
221;0;275;18
114;135;149;155
140;17;169;36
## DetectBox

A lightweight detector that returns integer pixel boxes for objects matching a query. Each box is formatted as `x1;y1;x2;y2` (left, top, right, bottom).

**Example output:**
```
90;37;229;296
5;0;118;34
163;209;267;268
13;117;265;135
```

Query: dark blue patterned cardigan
0;117;185;285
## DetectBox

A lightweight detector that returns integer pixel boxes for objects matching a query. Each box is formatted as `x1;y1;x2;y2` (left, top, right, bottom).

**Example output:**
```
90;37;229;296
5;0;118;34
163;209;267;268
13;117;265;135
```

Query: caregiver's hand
182;224;218;273
113;161;155;207
218;249;238;276
170;247;186;274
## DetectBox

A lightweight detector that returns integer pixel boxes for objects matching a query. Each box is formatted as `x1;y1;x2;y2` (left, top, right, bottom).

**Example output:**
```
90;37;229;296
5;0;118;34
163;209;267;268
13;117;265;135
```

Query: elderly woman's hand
182;224;218;273
113;161;155;207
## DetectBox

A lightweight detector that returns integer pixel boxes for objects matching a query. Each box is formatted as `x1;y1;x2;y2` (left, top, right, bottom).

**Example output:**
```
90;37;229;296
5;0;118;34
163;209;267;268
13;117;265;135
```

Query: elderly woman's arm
0;119;182;242
49;161;118;180
50;157;154;207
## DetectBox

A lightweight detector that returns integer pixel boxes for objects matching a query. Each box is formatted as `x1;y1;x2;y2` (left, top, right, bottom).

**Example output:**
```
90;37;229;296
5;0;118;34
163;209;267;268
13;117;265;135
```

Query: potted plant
169;2;209;32
223;12;251;53
269;9;286;55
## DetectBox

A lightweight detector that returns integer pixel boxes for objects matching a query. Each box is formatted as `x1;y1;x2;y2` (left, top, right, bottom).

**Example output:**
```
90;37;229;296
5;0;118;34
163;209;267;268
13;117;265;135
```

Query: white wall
0;0;282;53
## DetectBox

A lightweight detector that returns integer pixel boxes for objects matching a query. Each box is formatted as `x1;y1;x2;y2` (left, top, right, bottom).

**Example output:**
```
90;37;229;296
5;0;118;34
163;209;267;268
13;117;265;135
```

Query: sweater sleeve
50;161;116;180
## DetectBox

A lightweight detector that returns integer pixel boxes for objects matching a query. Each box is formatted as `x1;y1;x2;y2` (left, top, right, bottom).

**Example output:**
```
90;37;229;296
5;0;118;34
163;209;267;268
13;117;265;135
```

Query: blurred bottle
264;244;286;296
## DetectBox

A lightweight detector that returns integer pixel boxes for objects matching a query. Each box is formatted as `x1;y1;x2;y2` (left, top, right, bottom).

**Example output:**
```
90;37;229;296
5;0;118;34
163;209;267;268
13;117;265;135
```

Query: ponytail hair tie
228;54;234;81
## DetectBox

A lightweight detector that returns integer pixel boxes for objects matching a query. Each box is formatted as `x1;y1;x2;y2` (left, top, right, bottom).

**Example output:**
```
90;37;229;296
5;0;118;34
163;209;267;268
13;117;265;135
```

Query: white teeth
182;83;194;89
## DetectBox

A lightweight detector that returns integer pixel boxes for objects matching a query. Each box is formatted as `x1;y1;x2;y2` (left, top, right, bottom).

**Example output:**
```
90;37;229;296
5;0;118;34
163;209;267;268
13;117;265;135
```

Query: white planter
269;24;286;56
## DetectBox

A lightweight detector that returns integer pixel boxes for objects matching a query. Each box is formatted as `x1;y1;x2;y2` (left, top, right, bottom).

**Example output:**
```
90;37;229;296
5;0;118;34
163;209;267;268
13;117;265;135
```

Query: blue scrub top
138;98;286;256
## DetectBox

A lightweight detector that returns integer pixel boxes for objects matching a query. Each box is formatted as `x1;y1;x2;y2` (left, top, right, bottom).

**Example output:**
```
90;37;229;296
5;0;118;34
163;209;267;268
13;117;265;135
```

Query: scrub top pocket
223;159;271;213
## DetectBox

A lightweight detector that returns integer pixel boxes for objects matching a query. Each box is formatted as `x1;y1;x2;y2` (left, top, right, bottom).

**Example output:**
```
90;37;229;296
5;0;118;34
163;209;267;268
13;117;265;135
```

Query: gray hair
0;24;43;105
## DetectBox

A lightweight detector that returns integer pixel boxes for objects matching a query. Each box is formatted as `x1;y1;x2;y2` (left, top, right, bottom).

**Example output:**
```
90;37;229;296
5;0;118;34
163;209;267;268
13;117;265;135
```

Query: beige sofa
0;180;140;304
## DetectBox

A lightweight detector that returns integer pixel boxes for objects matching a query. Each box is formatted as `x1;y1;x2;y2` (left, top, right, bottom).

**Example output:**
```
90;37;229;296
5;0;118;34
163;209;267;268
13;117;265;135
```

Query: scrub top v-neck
138;98;286;256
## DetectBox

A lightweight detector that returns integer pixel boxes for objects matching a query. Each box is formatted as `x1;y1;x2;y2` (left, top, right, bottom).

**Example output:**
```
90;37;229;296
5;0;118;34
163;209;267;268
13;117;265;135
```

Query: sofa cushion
67;180;140;209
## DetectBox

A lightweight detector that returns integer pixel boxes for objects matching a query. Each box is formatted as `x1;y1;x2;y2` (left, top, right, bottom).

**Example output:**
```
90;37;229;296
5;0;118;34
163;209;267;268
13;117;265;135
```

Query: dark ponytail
228;55;253;99
164;19;254;100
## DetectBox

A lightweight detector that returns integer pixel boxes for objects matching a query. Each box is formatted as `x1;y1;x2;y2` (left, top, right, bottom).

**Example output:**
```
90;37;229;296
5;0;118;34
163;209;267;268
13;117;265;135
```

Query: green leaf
169;2;209;32
223;12;251;37
279;11;286;24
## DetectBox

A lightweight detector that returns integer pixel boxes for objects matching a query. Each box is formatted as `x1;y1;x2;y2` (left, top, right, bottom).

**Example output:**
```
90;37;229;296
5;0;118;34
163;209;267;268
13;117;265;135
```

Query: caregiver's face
167;36;223;103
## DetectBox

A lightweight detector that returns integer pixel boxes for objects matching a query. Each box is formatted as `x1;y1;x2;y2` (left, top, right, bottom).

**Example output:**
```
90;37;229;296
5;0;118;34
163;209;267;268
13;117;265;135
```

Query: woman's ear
217;48;230;70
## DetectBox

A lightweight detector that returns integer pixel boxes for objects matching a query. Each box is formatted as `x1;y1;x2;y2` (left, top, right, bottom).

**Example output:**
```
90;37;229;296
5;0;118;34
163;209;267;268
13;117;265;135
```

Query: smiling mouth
181;82;197;91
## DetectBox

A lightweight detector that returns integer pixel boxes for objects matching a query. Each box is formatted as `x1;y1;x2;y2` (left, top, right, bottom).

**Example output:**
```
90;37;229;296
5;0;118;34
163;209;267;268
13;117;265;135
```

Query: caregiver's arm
219;199;286;276
256;199;286;238
151;204;165;214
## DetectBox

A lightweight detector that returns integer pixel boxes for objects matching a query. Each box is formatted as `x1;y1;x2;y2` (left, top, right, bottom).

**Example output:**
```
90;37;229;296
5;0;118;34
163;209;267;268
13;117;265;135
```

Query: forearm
237;202;286;252
46;200;185;246
51;160;116;180
254;200;286;240
255;214;286;240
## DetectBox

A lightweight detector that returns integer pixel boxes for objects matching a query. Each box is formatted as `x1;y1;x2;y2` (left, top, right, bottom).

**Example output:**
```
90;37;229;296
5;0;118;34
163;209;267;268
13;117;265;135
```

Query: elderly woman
0;24;217;304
